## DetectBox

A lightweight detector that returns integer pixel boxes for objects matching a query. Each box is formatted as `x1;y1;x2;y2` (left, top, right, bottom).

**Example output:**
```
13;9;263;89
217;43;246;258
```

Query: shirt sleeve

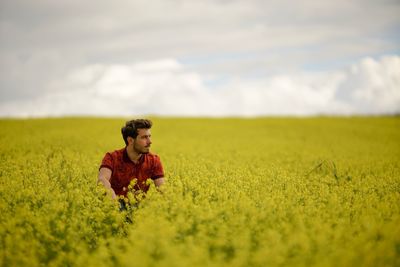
151;155;164;180
99;152;114;172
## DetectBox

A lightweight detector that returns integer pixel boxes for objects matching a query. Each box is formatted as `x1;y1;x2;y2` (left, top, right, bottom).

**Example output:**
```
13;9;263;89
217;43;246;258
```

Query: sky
0;0;399;117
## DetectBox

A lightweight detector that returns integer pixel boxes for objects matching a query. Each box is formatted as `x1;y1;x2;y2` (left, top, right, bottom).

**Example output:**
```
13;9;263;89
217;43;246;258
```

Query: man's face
131;128;152;154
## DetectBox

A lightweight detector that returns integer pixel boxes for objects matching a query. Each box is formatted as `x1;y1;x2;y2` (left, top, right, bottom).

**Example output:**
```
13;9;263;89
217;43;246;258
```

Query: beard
134;144;150;154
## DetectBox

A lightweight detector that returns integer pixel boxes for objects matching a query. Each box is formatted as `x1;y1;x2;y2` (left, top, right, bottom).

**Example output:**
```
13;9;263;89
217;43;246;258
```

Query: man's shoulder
104;147;125;158
112;147;125;154
100;148;125;170
145;152;161;160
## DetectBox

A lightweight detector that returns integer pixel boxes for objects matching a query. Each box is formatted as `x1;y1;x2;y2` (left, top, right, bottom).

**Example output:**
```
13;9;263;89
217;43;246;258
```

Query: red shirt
99;147;164;196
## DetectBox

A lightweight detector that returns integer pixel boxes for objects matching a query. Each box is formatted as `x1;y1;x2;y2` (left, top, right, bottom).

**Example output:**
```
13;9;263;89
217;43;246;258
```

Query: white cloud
0;55;398;117
0;59;218;117
333;56;400;114
1;0;399;117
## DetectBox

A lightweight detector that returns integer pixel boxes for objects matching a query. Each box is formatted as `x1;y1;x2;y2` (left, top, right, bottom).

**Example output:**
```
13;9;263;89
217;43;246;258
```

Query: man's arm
153;177;165;187
98;167;117;200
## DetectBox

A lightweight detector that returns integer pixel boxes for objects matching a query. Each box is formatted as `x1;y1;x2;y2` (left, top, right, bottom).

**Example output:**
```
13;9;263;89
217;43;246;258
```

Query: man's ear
127;136;135;145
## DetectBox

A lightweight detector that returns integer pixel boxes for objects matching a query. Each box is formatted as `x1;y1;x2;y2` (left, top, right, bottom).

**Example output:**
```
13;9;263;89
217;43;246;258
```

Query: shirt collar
123;147;145;164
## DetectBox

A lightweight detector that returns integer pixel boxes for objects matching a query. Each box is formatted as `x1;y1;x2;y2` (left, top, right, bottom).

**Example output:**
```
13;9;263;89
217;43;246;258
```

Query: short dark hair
121;119;152;145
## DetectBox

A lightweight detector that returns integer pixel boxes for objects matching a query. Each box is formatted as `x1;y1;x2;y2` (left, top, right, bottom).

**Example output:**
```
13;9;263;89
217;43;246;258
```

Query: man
98;119;165;206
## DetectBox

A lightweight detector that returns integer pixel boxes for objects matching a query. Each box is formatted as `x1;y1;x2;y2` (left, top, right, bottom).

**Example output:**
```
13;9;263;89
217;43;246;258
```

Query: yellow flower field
0;117;399;267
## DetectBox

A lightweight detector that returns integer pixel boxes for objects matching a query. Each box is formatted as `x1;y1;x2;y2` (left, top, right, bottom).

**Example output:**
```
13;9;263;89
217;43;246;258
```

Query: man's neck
126;147;142;163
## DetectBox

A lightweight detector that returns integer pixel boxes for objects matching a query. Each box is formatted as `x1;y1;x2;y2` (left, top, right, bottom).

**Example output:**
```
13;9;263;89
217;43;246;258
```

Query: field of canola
0;117;399;267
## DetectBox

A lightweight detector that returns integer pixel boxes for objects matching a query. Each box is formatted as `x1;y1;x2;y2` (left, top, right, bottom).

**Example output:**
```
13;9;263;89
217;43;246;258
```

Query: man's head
121;119;153;154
